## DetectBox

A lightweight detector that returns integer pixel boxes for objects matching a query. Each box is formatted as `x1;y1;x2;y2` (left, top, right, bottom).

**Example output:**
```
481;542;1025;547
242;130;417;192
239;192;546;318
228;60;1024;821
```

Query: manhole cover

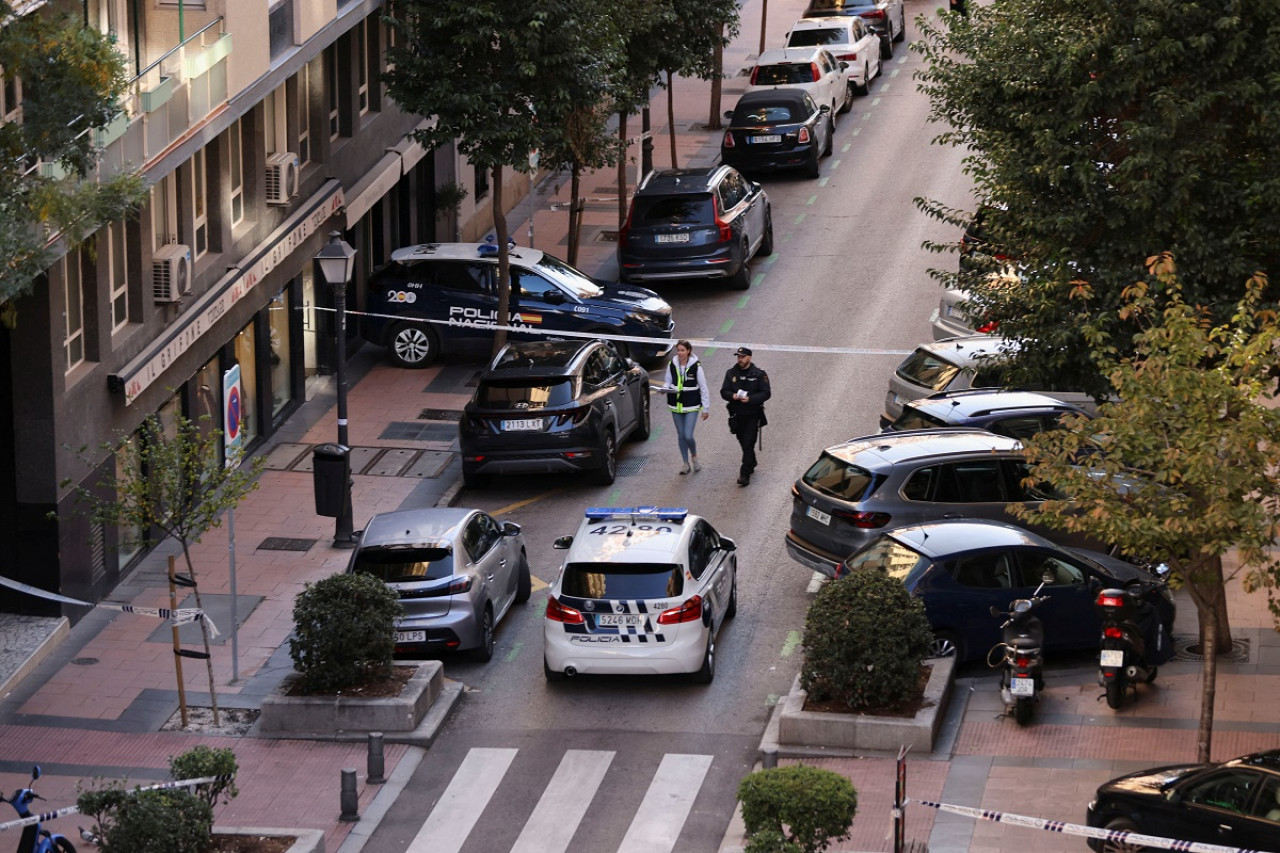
1173;636;1250;663
70;657;99;666
418;408;463;421
616;458;648;477
257;537;317;552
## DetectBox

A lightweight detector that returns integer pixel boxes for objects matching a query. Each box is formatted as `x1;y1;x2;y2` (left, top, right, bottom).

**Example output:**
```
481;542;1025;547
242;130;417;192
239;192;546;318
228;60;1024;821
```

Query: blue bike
1;767;76;853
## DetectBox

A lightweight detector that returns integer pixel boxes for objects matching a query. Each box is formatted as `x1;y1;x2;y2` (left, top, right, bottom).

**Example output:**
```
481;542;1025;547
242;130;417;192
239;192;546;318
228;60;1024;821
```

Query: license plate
396;630;426;643
749;134;782;144
1010;675;1035;696
501;418;542;431
806;505;832;526
656;233;690;243
597;614;645;627
1100;649;1125;668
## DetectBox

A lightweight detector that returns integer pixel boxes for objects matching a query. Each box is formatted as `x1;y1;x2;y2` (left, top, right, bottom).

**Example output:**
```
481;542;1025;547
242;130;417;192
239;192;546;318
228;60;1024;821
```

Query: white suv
747;47;852;117
785;17;882;96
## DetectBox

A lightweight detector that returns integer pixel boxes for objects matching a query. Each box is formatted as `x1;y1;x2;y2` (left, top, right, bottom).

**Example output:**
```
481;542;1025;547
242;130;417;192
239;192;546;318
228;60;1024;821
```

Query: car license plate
749;134;782;144
501;418;542;431
806;505;832;526
655;233;690;243
1010;676;1035;696
395;630;426;643
1100;649;1125;668
597;614;645;627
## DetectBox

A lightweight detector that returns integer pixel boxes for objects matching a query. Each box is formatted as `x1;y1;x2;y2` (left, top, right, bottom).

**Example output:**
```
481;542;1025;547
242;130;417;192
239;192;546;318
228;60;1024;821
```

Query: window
192;148;208;257
1254;775;1280;823
264;85;287;156
925;460;1007;504
152;174;177;251
474;163;489;200
948;552;1015;589
1183;770;1263;815
105;222;129;331
268;1;295;60
63;250;85;372
293;64;312;166
463;513;501;561
326;45;340;140
1018;554;1085;588
228;119;244;226
1;67;20;120
356;19;369;116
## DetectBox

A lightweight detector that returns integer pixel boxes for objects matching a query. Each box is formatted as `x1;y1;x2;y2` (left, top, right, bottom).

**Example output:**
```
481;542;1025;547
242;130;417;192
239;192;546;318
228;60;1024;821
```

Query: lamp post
315;231;358;548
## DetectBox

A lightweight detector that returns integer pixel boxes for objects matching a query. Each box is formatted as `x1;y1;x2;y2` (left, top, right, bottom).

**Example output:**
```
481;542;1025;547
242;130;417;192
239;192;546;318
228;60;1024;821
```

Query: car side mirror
819;104;831;114
719;536;737;552
724;110;734;120
1042;569;1056;585
542;290;565;305
839;61;849;70
553;535;573;550
989;606;1000;617
502;521;522;536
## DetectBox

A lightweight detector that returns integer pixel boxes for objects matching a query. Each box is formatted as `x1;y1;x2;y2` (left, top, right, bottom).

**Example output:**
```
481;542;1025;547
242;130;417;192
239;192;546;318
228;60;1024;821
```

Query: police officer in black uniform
720;346;771;486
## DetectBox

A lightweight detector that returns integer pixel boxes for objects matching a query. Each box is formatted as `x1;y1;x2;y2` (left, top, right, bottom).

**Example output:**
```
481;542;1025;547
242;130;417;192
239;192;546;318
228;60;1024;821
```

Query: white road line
405;747;518;853
616;753;714;853
510;750;615;853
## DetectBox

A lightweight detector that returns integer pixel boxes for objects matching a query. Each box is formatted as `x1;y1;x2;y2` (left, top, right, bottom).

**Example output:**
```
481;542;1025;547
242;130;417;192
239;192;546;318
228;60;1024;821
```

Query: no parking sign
223;364;243;468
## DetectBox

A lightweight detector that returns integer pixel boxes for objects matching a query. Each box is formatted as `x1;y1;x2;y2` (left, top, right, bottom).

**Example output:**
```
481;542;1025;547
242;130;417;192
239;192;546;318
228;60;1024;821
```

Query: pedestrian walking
660;340;711;474
720;347;771;486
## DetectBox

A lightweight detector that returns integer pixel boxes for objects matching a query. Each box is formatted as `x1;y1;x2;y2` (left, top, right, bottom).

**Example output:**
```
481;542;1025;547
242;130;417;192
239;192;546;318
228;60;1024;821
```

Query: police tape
908;799;1263;853
312;306;914;358
0;775;232;832
0;575;219;638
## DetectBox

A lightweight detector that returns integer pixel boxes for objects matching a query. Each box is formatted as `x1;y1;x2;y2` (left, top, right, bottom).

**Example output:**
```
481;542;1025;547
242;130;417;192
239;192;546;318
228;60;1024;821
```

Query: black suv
617;166;773;290
459;339;650;488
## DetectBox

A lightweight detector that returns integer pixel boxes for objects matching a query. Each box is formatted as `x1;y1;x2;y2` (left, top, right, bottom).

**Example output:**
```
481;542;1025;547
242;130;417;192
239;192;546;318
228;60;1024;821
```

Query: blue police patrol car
359;242;676;367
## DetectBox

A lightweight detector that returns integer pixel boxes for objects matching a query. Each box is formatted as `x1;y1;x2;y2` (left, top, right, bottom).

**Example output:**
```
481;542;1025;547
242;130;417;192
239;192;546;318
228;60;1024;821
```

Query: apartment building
0;0;503;617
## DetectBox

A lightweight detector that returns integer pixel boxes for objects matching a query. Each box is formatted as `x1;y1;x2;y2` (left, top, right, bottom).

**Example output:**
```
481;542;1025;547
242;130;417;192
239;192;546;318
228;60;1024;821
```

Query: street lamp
315;231;358;548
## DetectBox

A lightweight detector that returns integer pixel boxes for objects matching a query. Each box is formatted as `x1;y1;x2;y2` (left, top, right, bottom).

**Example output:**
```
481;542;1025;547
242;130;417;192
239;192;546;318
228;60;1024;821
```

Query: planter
776;656;955;753
259;662;442;737
212;827;324;853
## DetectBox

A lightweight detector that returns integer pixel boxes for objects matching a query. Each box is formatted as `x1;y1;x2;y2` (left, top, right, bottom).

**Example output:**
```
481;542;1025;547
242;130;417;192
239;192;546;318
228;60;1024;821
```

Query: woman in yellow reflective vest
664;339;711;474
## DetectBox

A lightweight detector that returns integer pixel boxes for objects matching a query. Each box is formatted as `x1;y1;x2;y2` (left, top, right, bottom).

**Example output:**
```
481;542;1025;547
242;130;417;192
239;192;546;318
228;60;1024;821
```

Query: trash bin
313;443;350;517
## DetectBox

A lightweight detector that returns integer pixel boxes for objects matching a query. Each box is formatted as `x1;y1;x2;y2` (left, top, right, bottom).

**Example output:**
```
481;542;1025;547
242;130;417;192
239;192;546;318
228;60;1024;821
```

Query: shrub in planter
77;787;212;853
737;764;857;853
801;568;933;711
169;745;239;809
288;572;403;695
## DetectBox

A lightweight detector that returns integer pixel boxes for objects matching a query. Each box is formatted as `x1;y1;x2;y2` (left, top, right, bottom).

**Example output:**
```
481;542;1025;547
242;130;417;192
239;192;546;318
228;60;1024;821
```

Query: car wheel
894;16;906;42
880;33;894;60
726;571;738;619
823;118;834;156
387;322;440;368
930;629;962;660
544;657;566;682
629;385;651;441
804;149;821;180
855;65;870;96
727;243;752;290
591;429;617;485
840;86;852;113
462;467;488;489
471;606;495;662
692;633;715;684
515;552;532;604
758;213;774;257
1099;817;1145;853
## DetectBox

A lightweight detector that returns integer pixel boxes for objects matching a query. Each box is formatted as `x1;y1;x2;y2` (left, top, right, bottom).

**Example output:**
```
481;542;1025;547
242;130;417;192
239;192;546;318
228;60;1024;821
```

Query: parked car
459;339;650;488
838;518;1176;662
884;390;1089;440
785;16;882;95
721;90;834;179
360;242;675;367
746;46;852;117
346;507;531;661
1086;750;1280;852
617;166;773;290
544;506;738;682
785;428;1111;578
803;0;906;59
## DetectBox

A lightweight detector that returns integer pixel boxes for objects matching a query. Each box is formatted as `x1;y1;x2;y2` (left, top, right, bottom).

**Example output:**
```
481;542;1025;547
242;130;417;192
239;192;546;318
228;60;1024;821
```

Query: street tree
0;1;146;325
385;0;618;354
1010;253;1280;763
69;415;264;725
913;0;1280;400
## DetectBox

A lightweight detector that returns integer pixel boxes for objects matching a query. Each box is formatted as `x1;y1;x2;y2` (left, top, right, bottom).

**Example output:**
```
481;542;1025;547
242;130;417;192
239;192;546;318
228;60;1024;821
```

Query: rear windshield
733;103;804;124
787;27;846;47
842;538;930;585
803;452;880;501
352;546;454;583
562;563;684;600
631;195;715;226
755;63;816;85
476;378;577;409
896;349;961;391
891;407;949;431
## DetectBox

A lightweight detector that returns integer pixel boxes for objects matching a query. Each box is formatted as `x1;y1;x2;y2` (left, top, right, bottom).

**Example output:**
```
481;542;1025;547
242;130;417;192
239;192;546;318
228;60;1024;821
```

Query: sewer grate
1173;636;1251;663
70;657;99;666
380;422;458;442
257;537;317;552
418;408;463;421
616;457;648;477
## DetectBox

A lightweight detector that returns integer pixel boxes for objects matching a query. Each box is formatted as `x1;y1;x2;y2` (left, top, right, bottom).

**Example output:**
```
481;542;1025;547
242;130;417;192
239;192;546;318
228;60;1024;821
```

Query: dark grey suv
617;166;773;290
884;390;1089;440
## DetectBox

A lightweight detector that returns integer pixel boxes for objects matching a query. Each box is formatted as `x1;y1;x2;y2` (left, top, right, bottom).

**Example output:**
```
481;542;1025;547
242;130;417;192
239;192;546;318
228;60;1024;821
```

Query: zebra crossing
403;748;718;853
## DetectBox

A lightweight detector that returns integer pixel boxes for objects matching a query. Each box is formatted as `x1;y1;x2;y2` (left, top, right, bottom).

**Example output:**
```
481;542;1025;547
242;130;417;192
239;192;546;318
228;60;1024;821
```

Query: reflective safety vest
667;360;703;413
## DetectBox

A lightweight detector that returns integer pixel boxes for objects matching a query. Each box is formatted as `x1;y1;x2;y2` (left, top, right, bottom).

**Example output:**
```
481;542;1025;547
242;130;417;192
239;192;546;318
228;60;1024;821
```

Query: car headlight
1087;798;1097;812
627;311;663;326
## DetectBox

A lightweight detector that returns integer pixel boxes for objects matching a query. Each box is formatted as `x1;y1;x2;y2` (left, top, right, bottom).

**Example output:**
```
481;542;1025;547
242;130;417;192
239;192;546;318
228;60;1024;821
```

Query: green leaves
738;765;857;853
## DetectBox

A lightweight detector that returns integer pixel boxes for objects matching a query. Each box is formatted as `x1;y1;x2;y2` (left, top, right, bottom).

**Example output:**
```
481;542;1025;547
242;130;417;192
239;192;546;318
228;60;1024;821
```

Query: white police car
544;507;738;683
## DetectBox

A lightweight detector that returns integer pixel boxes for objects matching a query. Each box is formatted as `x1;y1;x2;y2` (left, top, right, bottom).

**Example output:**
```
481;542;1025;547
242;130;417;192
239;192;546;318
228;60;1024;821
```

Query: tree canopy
914;0;1280;399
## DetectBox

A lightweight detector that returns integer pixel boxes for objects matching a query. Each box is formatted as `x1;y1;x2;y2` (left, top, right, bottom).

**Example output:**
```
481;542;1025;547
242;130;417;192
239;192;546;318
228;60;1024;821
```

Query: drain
616;458;648;477
258;537;317;552
418;408;463;421
70;657;99;666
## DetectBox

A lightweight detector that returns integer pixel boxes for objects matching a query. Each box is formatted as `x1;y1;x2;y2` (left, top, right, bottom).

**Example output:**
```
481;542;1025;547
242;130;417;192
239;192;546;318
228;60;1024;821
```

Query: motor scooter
1;766;76;853
988;581;1049;726
1095;570;1172;710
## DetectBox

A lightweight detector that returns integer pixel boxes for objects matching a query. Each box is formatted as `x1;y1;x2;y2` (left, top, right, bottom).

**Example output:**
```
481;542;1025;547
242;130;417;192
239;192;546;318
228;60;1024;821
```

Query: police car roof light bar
584;506;689;523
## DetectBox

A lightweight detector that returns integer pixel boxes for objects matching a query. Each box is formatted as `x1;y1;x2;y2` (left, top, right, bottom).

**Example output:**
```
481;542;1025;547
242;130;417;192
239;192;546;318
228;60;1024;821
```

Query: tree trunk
708;25;725;131
567;165;582;266
617;111;629;232
666;70;678;168
491;165;510;358
181;542;220;726
759;0;769;54
1197;557;1233;654
1197;600;1218;763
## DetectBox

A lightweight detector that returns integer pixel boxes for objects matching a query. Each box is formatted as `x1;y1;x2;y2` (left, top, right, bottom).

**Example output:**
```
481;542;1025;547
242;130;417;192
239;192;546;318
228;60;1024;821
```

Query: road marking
510;750;615;853
505;641;524;662
532;575;550;592
492;488;566;517
719;318;735;334
794;213;806;225
405;747;517;853
751;272;764;287
842;142;852;152
806;195;817;206
766;693;780;707
617;754;714;853
736;294;750;309
780;630;802;658
825;164;838;175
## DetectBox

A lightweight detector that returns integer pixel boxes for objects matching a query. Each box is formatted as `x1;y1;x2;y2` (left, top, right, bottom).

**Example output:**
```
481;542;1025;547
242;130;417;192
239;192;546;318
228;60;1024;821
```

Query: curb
0;616;68;705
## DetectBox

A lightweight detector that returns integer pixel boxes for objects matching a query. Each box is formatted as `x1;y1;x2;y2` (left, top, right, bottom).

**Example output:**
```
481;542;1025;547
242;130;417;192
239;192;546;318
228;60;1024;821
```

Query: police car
544;506;738;683
359;242;675;368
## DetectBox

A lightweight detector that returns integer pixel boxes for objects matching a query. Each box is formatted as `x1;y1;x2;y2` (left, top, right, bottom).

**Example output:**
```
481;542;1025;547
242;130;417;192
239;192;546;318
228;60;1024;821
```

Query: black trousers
734;413;762;478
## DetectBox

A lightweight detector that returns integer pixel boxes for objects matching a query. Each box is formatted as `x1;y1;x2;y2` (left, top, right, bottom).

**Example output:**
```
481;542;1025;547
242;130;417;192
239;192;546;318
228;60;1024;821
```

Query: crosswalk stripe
616;753;715;853
509;750;615;853
405;747;518;853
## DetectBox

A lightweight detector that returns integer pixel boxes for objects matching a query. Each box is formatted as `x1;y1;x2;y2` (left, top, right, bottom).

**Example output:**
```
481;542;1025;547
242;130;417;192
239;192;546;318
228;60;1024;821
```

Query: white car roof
755;46;831;65
790;16;858;30
565;507;697;566
389;242;545;267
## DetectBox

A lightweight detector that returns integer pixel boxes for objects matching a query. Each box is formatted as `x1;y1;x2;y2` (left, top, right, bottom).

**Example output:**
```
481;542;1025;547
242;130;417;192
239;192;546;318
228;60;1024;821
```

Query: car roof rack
585;506;689;524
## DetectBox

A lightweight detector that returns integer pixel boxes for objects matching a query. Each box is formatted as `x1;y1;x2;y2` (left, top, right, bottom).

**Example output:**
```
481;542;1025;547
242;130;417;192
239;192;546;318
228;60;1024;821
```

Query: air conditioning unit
153;243;192;303
265;152;300;204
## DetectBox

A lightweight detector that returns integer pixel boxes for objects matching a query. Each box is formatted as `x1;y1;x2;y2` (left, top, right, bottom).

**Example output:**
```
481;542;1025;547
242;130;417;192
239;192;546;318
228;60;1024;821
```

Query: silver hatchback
346;508;531;661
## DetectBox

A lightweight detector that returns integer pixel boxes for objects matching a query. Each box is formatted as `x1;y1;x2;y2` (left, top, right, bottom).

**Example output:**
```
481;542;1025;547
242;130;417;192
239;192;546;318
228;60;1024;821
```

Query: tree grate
595;230;619;243
1173;636;1250;663
418;408;463;421
257;537;318;552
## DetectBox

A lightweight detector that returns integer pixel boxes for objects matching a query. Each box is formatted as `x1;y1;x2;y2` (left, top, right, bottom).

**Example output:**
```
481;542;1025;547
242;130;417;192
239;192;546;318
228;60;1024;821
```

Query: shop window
228;120;245;226
192;148;209;258
234;322;259;445
63;248;85;373
268;286;293;417
104;222;129;332
114;433;143;570
194;357;222;469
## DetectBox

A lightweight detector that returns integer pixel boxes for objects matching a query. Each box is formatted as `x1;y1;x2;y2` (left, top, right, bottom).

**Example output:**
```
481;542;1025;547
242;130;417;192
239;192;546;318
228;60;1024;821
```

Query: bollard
367;732;386;784
761;745;778;769
339;767;360;822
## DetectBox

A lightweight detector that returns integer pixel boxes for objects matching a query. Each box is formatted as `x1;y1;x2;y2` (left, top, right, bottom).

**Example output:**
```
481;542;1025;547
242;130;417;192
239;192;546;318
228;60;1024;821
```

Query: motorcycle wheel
1014;696;1033;726
1145;665;1158;684
1105;676;1126;710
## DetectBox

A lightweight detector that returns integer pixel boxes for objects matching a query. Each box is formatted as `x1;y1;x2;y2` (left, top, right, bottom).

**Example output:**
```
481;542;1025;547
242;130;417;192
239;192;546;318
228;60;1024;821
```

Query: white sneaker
679;462;691;475
691;457;702;472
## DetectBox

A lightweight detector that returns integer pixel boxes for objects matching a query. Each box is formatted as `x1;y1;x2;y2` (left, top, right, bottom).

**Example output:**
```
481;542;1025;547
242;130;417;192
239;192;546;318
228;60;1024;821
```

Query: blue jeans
670;411;700;463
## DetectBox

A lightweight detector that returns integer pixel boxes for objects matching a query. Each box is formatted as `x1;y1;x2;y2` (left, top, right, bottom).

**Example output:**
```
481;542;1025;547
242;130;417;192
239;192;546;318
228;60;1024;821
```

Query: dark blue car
359;243;675;367
838;519;1176;662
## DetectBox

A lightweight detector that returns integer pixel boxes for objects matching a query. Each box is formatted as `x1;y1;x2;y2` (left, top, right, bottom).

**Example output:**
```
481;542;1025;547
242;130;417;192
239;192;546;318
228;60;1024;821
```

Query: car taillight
749;67;760;85
1104;626;1125;640
554;407;590;427
834;510;891;529
861;9;886;20
546;597;584;624
836;52;857;62
976;320;999;333
797;126;812;144
1096;592;1125;608
619;206;634;246
657;595;703;625
723;130;735;149
810;62;821;82
447;577;472;595
712;196;732;242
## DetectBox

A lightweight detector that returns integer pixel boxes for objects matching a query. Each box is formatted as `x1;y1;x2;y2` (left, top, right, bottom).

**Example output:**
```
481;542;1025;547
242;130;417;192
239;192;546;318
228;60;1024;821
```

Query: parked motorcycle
1095;569;1173;710
1;766;76;853
988;582;1049;726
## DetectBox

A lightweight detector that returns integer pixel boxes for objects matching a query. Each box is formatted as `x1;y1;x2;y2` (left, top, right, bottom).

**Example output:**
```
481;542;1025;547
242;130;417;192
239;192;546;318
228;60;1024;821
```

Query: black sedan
721;90;833;179
1086;750;1280;852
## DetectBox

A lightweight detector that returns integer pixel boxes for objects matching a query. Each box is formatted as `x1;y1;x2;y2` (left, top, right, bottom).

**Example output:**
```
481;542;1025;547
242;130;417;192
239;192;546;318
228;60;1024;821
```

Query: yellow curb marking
491;488;566;517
